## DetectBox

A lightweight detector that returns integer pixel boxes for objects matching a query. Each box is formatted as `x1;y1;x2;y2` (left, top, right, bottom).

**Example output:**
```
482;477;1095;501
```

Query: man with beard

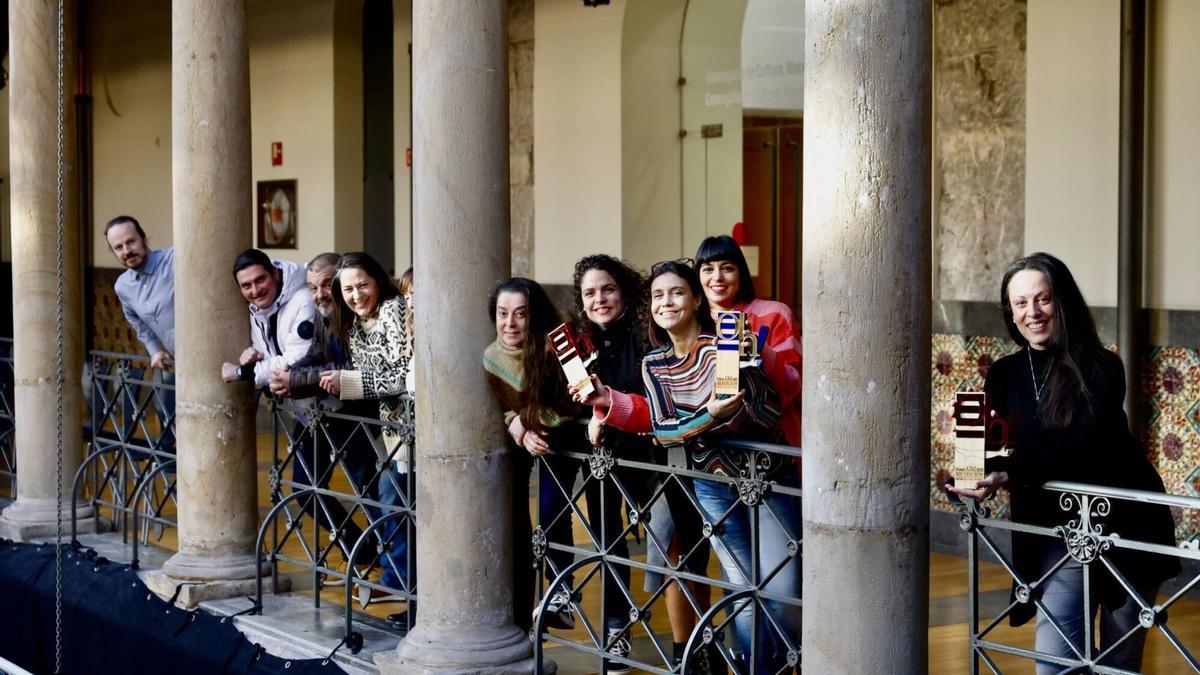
105;215;175;452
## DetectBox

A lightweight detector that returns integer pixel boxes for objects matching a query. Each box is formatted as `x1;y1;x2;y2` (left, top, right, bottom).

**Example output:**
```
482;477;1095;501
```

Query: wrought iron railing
253;394;416;651
961;481;1200;673
0;338;14;500
71;350;177;562
530;435;802;674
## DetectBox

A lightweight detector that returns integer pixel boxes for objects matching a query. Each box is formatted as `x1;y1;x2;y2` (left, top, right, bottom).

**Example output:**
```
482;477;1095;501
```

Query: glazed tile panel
930;334;1200;544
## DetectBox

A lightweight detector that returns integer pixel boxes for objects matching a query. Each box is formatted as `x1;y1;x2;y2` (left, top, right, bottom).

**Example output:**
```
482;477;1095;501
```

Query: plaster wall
394;0;413;273
89;0;359;270
1025;0;1119;307
935;0;1025;302
1146;0;1200;311
532;0;625;285
619;0;685;270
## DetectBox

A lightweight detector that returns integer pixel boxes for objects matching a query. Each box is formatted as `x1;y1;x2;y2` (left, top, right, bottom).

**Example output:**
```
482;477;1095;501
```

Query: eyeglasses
650;257;694;276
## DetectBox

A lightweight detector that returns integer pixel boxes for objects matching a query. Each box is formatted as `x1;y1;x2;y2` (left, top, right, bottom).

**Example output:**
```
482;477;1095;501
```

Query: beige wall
89;0;361;270
680;0;746;253
394;0;413;273
89;0;173;264
1146;0;1200;310
533;0;625;285
1025;0;1120;307
620;0;685;270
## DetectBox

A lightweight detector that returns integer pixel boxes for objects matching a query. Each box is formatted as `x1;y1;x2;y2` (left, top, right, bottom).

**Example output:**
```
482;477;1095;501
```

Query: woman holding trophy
947;252;1178;673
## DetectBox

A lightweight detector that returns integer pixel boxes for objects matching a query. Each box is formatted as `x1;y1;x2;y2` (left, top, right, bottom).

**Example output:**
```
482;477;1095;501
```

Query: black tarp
0;540;346;674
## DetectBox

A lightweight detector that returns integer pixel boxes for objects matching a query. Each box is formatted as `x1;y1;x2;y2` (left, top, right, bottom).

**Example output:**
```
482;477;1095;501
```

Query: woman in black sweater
948;252;1178;673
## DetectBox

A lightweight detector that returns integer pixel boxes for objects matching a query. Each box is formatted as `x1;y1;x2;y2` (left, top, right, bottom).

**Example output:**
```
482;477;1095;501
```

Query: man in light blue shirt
105;215;175;453
107;216;174;368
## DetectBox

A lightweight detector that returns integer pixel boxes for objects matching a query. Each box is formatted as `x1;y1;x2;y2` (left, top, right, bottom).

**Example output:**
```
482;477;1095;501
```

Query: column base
143;566;287;609
378;622;554;674
0;497;95;541
144;549;267;607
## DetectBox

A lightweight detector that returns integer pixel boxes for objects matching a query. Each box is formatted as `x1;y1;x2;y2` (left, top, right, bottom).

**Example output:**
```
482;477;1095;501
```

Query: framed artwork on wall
256;179;298;249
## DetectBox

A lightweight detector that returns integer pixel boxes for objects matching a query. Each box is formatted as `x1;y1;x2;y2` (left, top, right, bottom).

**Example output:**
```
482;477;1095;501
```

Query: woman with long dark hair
317;252;413;617
948;252;1178;673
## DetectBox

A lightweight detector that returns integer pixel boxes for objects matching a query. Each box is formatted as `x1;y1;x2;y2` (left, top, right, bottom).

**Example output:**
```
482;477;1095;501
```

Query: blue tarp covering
0;540;346;674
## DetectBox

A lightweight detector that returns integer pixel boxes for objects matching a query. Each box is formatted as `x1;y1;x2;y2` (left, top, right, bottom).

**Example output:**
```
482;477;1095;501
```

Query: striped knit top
641;334;783;477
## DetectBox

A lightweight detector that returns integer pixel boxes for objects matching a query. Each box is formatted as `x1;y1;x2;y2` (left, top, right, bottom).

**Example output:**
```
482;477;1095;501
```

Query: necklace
1027;346;1047;402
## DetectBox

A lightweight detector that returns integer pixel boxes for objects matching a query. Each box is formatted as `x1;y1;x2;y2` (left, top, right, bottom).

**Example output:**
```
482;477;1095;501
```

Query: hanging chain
54;0;67;672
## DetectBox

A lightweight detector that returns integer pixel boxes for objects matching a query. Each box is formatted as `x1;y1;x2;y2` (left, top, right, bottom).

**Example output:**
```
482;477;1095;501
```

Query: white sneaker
604;628;632;674
532;586;575;630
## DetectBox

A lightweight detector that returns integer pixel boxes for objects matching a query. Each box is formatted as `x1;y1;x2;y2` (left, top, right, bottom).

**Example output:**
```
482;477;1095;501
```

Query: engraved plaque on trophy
715;311;745;397
953;391;988;489
549;322;597;397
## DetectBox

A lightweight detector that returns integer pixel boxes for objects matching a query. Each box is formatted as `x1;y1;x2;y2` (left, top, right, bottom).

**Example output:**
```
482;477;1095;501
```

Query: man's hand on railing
945;470;1009;502
239;346;264;367
150;350;173;370
268;365;291;397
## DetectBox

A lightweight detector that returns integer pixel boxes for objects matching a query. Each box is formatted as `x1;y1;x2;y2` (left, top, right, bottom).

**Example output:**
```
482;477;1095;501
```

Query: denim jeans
693;474;801;672
1034;550;1158;674
539;452;631;631
375;465;412;589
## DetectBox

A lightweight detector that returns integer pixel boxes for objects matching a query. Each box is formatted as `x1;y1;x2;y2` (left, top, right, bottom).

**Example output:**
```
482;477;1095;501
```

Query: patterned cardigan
340;295;412;435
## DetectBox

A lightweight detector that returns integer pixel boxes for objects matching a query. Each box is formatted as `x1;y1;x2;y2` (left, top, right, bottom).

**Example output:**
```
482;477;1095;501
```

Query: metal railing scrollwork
71;350;178;552
253;394;416;651
961;481;1200;673
530;435;802;675
0;338;14;500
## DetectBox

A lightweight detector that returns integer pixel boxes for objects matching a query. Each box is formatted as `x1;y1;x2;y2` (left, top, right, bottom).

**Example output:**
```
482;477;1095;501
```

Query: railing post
967;502;979;675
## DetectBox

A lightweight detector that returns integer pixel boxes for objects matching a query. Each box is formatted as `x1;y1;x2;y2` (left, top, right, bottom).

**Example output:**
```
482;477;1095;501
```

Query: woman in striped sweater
585;260;799;672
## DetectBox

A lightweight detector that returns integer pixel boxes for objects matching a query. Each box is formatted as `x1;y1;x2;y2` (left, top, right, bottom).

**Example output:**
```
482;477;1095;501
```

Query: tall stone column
0;0;85;541
379;1;537;672
145;0;259;606
802;1;932;672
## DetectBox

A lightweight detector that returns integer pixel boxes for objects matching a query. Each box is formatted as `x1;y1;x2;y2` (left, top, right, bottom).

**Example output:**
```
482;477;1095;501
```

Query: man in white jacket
221;249;315;385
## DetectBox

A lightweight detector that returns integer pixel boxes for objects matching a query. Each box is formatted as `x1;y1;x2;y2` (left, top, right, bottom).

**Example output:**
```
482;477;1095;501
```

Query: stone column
145;0;259;606
379;1;537;672
0;0;85;541
802;1;932;672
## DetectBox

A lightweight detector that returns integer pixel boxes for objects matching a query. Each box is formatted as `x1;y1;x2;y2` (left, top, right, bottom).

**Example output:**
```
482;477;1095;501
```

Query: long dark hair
646;260;715;350
331;251;402;345
571;254;648;342
695;235;757;304
488;277;566;434
1000;252;1108;429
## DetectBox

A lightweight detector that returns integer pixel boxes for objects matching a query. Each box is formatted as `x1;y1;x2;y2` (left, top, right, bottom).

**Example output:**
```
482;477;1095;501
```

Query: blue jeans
375;466;412;589
694;474;801;672
1034;550;1157;674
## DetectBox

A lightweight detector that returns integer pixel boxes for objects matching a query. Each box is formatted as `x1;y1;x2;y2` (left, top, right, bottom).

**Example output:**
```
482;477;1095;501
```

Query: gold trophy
714;311;761;397
549;323;597;397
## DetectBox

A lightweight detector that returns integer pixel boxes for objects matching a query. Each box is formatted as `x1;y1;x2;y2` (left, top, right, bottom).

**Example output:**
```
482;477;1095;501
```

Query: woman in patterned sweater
318;252;412;605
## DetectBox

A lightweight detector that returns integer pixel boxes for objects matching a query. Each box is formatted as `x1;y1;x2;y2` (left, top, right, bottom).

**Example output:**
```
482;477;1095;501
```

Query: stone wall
509;0;535;277
935;0;1027;301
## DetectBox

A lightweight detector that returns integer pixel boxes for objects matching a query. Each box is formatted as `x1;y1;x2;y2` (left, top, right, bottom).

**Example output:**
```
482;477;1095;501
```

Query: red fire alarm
271;142;283;166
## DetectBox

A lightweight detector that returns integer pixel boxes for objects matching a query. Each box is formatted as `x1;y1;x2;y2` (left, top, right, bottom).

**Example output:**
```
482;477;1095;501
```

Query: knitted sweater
339;295;412;433
482;339;583;433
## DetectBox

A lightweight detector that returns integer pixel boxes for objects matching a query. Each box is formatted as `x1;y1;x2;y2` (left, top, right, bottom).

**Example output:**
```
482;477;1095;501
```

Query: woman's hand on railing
319;369;342;396
945;471;1009;502
587;415;604;448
